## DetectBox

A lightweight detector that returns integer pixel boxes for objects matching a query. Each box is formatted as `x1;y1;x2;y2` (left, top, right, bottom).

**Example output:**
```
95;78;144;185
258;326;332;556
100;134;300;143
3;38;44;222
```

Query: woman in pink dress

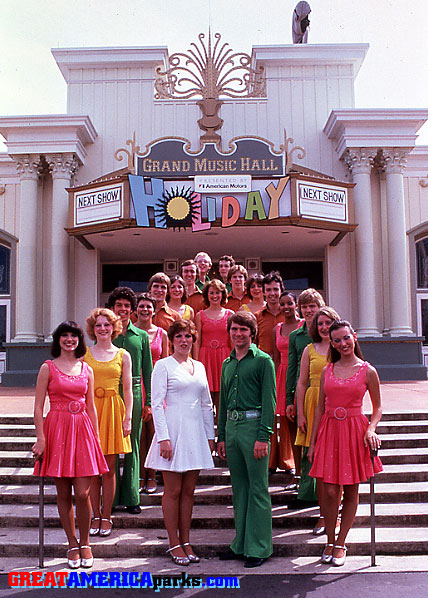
135;292;167;494
270;292;303;476
308;320;382;566
32;321;108;569
194;279;233;419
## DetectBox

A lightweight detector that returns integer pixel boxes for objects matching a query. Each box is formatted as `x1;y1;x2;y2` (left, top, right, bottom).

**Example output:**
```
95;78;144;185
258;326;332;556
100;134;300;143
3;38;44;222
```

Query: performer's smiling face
229;323;253;351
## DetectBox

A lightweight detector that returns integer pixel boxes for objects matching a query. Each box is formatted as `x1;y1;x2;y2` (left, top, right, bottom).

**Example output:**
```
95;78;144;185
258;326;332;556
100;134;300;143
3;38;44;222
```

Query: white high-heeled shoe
80;545;94;568
332;545;347;566
67;547;81;569
321;543;334;564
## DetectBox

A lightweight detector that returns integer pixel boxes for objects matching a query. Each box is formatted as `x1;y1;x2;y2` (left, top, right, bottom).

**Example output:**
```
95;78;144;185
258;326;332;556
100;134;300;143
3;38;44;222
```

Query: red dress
310;361;382;485
198;309;233;392
34;360;108;478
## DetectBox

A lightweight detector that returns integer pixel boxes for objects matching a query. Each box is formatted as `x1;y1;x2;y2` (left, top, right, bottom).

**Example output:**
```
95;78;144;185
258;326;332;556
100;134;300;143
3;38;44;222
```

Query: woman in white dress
145;319;215;566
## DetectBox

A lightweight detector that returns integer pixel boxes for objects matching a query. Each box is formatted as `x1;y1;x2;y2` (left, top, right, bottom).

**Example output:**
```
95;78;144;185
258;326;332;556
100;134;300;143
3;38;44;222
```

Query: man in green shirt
108;287;153;514
217;311;276;568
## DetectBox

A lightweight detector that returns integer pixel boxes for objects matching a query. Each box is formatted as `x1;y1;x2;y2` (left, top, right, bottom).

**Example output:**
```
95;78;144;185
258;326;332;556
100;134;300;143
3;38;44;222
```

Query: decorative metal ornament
155;31;265;145
155;31;265;101
280;129;306;171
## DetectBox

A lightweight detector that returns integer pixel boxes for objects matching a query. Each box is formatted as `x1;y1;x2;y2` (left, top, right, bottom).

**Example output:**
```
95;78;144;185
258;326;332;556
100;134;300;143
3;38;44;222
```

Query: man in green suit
108;287;153;514
217;311;276;568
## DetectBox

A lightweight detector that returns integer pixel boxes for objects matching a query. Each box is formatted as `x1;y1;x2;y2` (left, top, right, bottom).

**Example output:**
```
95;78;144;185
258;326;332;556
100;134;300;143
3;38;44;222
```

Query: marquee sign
136;138;285;179
73;183;123;226
128;175;291;231
297;181;348;222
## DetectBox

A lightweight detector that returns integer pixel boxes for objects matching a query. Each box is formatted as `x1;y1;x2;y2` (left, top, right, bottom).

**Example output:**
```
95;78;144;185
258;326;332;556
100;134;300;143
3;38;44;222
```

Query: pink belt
50;401;86;414
325;406;362;420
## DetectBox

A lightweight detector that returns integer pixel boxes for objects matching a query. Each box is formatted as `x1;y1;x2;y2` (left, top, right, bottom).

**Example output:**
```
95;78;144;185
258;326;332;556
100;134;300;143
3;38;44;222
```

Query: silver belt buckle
231;410;240;421
334;406;347;420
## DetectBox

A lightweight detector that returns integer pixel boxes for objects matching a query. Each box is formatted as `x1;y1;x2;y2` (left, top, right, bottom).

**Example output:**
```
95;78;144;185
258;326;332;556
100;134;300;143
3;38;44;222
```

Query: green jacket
218;344;276;443
285;322;311;407
113;322;153;405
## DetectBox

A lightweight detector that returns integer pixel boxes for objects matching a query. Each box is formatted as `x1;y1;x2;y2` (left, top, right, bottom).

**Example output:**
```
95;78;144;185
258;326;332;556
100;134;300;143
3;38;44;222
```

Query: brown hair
201;279;228;307
136;292;157;311
309;306;340;342
148;272;171;291
167;275;188;303
328;320;364;363
297;288;325;309
86;308;123;341
167;319;198;343
227;311;258;341
245;273;264;297
227;264;248;282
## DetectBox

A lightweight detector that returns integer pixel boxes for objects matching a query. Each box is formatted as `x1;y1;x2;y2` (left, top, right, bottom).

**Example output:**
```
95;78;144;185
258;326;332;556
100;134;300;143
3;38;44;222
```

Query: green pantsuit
113;323;152;507
226;418;272;558
219;344;276;559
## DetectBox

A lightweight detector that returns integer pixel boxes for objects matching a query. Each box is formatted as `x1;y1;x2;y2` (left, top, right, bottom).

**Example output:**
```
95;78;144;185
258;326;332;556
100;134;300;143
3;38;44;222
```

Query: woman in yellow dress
84;308;133;537
295;307;339;532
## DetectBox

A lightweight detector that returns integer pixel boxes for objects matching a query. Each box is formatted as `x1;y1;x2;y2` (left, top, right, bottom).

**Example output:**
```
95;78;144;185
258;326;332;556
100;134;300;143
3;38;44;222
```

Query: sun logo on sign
155;186;199;231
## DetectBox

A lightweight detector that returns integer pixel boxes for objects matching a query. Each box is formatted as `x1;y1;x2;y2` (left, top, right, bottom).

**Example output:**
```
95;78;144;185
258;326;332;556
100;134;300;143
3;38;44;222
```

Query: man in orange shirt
148;273;180;331
181;260;205;314
255;271;285;358
226;265;251;312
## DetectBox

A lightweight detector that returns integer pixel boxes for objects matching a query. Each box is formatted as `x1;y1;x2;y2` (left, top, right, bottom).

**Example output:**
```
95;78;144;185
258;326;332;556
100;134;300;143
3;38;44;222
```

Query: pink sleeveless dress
310;361;382;485
198;309;233;392
150;326;163;365
34;360;108;478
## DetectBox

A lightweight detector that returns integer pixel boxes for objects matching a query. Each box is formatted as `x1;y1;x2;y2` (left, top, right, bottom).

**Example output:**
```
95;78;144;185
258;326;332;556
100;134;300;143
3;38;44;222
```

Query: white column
343;148;380;336
12;155;43;342
46;153;79;335
383;148;413;335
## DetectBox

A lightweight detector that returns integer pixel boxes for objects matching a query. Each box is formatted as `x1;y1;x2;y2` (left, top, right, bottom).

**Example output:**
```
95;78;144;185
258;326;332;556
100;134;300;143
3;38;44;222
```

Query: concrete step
1;480;428;505
378;433;428;449
379;448;428;465
377;421;428;434
0;424;35;437
0;526;427;558
2;462;426;485
1;502;427;529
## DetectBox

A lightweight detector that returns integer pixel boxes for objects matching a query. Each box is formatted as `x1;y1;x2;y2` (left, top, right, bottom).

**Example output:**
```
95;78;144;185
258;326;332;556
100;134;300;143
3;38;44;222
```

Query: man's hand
253;440;268;460
142;405;152;422
217;441;227;459
286;404;296;422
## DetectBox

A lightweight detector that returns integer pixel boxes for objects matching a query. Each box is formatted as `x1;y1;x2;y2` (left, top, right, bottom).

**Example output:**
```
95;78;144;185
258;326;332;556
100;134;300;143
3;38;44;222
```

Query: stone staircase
0;413;428;561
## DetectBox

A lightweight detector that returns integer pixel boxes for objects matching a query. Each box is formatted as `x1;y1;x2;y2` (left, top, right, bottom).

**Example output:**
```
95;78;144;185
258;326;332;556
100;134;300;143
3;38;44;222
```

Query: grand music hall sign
68;136;354;236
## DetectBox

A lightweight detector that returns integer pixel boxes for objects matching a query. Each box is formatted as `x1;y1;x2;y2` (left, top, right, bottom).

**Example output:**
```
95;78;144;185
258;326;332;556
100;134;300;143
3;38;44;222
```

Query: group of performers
32;252;382;569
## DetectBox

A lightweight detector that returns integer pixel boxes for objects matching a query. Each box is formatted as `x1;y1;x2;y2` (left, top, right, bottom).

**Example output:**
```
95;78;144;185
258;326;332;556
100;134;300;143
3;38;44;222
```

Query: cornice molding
52;46;168;82
324;109;428;158
0;115;97;164
252;44;368;77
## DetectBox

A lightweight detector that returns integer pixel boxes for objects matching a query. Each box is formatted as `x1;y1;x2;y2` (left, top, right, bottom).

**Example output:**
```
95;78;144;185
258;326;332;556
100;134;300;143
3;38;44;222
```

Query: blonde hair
86;308;123;341
298;288;325;309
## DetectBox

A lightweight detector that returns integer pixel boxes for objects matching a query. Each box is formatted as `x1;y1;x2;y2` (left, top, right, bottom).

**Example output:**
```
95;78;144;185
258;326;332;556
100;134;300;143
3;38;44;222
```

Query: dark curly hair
107;286;137;312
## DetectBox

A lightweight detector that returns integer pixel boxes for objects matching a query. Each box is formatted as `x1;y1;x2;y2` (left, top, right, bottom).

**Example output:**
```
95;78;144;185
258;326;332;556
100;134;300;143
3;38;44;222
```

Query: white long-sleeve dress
145;356;215;472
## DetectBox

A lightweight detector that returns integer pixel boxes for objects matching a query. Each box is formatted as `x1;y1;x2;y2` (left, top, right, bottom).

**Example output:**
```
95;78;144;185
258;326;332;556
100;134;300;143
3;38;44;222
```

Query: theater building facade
0;36;428;384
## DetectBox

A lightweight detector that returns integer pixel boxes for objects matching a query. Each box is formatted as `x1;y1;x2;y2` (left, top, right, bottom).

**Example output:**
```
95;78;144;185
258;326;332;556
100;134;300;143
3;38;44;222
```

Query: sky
1;0;428;147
